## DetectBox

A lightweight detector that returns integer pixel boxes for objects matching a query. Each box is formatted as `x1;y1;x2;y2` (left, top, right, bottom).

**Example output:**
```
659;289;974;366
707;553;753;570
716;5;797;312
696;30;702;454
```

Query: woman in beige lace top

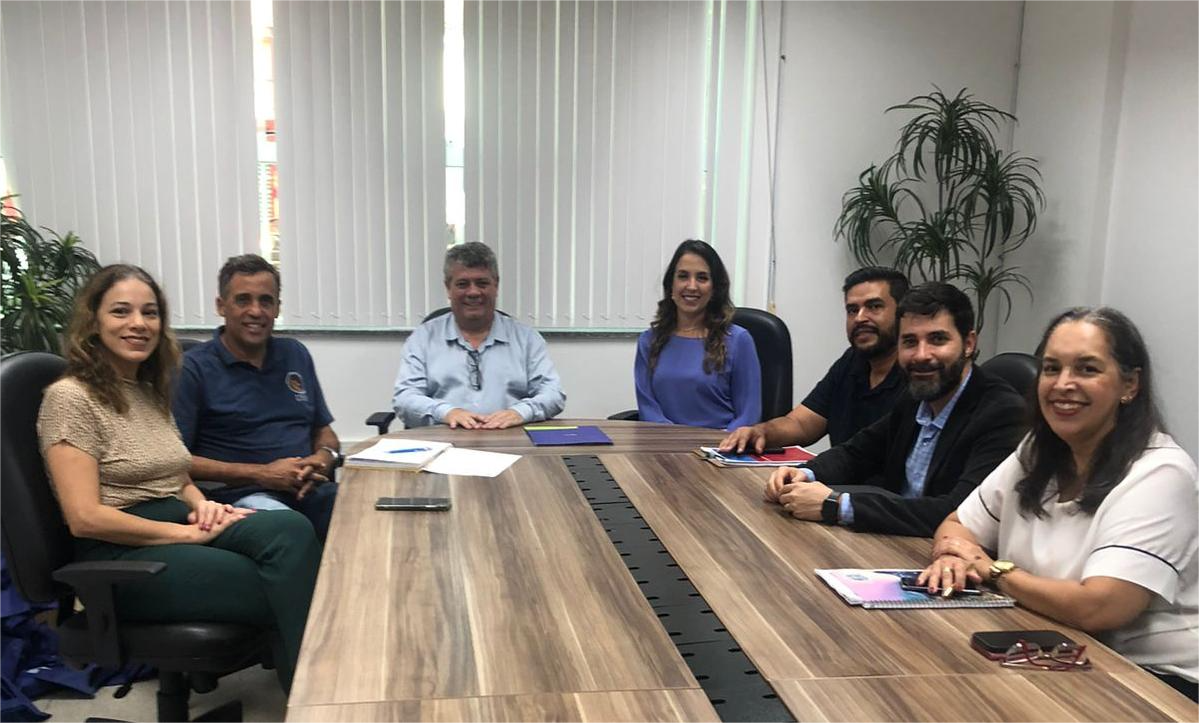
38;264;319;693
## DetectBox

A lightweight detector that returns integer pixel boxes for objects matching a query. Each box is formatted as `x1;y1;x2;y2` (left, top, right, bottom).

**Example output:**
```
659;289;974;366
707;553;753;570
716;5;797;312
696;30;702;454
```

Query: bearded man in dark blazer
765;282;1025;537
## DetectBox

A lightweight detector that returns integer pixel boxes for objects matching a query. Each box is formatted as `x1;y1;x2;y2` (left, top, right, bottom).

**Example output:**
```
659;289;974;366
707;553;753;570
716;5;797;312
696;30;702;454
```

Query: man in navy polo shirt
173;254;340;541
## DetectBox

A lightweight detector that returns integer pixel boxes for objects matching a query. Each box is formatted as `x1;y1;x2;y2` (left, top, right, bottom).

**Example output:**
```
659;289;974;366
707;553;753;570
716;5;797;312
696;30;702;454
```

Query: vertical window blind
3;0;762;332
272;0;446;329
464;0;759;330
1;0;259;328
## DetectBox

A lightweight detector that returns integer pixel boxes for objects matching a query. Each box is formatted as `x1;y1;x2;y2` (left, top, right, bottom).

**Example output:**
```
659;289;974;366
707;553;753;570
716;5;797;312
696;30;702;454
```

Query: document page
422;447;521;477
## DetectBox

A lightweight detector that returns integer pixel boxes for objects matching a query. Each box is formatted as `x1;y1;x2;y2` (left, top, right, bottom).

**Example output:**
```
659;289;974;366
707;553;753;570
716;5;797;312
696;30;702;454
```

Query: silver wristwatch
319;446;343;470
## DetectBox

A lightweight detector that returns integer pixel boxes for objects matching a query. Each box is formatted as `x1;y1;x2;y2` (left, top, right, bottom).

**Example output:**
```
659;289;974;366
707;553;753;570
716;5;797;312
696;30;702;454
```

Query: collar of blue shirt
210;325;279;370
439;312;511;350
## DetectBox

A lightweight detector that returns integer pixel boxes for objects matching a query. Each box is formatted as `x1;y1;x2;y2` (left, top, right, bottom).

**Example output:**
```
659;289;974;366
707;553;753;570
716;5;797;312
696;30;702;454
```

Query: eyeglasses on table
1000;639;1092;671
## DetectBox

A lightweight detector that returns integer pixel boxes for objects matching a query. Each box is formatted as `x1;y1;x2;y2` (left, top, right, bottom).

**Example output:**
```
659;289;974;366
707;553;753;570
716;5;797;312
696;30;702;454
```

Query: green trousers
75;497;320;692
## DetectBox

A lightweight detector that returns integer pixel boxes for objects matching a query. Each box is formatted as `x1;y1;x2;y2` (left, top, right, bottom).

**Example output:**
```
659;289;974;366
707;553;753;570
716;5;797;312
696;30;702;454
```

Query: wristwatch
989;559;1017;581
820;491;842;525
320;446;343;470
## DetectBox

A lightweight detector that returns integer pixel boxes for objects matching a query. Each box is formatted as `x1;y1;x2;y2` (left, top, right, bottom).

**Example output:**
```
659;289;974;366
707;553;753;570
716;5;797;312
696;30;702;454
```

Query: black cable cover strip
563;455;796;722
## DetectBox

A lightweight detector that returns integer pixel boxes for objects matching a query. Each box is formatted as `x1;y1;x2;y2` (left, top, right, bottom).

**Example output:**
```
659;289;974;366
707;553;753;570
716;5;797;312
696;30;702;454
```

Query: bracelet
319;446;343;470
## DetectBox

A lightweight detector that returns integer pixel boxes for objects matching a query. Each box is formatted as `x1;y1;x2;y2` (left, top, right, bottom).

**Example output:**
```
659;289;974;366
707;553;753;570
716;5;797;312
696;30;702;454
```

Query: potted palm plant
1;196;101;354
833;87;1045;332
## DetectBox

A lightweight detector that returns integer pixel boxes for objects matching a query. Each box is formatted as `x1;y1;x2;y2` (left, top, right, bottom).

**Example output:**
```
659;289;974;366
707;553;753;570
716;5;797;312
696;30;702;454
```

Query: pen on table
387;447;432;454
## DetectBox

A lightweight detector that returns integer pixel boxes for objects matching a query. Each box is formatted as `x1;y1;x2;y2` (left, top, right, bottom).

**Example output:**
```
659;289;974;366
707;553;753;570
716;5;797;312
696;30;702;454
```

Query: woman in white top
918;307;1197;701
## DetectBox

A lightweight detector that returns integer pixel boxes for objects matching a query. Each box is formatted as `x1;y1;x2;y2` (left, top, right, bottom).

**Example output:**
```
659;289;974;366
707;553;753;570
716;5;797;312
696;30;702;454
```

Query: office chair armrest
53;560;166;669
53;560;166;586
365;411;395;435
607;410;639;421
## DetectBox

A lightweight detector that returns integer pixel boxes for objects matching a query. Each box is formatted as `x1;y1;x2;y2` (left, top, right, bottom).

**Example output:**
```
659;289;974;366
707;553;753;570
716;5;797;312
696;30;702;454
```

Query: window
251;0;279;263
1;0;260;327
464;0;758;329
271;0;759;329
272;0;447;328
3;0;760;331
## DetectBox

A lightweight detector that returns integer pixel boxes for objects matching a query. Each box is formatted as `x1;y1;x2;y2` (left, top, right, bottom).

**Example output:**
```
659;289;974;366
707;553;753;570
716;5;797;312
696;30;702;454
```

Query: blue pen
387;447;431;454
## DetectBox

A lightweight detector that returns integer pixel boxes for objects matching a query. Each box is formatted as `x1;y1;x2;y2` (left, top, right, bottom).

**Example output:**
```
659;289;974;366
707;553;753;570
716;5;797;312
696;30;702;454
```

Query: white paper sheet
422;447;521;477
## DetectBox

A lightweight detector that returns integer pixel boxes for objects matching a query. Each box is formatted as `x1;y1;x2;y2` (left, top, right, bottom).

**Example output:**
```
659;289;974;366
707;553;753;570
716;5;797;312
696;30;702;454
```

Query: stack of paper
694;445;815;468
344;439;453;471
423;448;520;477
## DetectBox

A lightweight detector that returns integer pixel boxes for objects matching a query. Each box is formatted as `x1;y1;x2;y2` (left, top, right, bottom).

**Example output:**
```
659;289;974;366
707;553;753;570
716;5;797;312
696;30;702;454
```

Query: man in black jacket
765;282;1025;537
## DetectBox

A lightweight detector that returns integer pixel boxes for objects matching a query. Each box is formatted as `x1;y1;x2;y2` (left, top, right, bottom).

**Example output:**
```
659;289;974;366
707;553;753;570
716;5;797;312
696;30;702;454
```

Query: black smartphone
970;630;1077;660
897;571;981;595
375;496;452;511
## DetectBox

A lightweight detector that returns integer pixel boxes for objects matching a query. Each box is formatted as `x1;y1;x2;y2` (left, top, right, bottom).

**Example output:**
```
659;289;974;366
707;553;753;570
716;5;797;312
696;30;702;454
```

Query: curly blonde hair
62;264;180;414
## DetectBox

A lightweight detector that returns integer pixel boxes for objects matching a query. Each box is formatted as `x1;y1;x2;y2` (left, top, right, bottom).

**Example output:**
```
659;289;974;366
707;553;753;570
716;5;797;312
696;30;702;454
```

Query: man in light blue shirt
393;242;566;429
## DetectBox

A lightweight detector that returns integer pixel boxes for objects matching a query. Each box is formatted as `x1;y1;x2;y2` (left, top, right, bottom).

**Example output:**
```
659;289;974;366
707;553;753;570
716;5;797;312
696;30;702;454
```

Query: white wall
764;1;1023;412
1003;1;1128;331
1001;1;1198;457
1100;1;1198;457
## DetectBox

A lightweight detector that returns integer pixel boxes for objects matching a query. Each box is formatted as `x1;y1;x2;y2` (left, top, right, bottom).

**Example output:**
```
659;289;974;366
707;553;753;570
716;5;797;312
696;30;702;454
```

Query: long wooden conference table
287;420;1196;722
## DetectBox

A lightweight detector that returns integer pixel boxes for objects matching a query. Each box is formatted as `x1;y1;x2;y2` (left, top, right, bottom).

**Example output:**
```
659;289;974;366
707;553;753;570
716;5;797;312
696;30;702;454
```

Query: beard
906;352;968;402
850;322;897;359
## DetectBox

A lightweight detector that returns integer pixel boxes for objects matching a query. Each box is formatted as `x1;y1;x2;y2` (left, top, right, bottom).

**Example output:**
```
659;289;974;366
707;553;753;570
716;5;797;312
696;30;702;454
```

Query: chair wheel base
157;672;246;722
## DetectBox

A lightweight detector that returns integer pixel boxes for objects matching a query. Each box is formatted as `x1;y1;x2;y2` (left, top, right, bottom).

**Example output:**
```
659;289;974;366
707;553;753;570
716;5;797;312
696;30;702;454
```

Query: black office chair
0;351;270;722
733;307;794;420
364;307;511;435
980;351;1039;403
608;306;794;423
178;337;205;353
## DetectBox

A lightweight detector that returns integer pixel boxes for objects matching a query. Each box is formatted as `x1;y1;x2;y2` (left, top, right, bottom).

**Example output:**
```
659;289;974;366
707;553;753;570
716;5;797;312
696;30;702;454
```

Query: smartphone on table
896;571;982;595
970;630;1077;660
375;496;452;511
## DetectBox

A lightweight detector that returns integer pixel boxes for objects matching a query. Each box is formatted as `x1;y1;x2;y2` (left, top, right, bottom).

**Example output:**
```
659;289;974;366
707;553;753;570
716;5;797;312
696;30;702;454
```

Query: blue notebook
525;425;613;446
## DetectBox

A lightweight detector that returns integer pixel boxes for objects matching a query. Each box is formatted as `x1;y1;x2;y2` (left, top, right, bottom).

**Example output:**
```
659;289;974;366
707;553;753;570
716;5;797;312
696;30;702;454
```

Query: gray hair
443;242;499;284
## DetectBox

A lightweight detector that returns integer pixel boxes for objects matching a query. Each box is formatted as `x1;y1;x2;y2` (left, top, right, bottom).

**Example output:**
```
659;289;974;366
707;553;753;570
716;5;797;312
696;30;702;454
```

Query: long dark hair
1015;307;1162;517
63;264;180;414
648;239;734;375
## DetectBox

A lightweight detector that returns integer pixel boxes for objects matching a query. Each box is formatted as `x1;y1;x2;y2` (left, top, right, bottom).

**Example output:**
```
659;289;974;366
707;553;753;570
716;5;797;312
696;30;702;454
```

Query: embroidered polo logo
285;372;309;402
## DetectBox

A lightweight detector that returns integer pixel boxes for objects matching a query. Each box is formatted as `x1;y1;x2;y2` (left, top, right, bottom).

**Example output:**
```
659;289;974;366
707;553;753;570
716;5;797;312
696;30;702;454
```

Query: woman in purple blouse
635;240;762;430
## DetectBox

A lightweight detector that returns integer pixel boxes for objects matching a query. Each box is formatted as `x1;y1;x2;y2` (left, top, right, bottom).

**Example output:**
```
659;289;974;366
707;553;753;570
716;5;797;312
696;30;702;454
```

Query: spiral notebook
344;439;452;471
815;568;1015;609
